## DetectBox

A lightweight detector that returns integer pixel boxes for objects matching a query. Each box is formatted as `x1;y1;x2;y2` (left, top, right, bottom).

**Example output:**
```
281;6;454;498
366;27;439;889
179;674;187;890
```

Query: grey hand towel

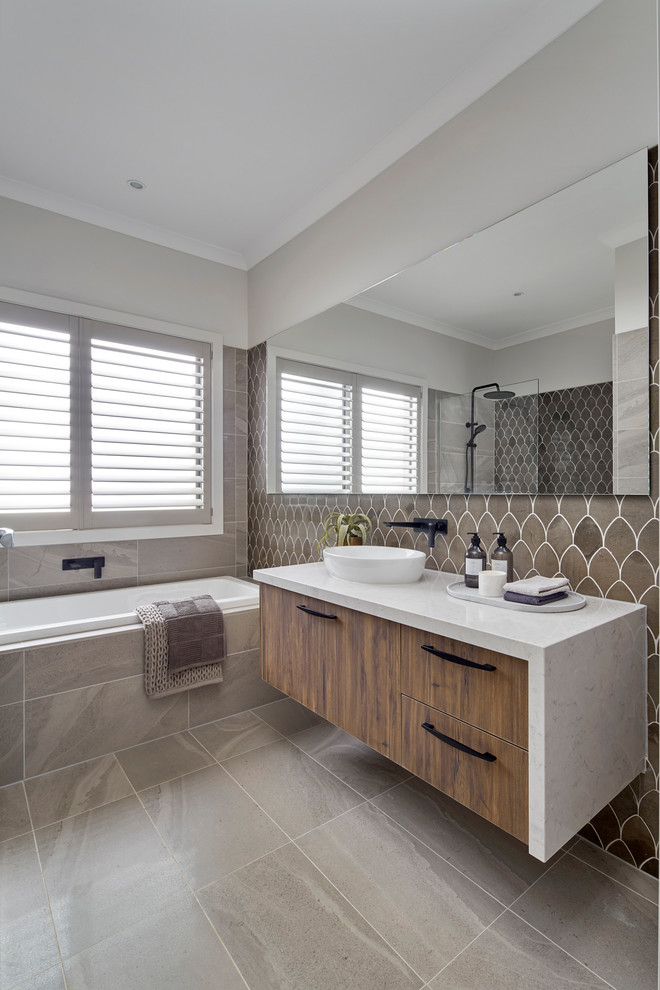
503;576;570;596
503;590;568;606
154;595;225;673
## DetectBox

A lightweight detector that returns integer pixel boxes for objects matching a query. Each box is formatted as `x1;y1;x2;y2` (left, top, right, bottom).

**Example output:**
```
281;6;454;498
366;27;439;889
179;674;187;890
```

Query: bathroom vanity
253;564;647;861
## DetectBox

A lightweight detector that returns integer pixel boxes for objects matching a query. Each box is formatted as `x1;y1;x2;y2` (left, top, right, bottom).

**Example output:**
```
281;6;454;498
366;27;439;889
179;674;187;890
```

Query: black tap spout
384;518;448;548
62;556;106;580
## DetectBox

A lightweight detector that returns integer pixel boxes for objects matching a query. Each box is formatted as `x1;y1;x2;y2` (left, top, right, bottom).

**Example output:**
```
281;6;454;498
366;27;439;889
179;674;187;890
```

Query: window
0;303;212;533
276;358;420;493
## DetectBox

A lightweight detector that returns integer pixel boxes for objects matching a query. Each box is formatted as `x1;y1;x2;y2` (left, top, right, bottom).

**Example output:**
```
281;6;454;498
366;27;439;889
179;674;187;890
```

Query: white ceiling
0;0;604;270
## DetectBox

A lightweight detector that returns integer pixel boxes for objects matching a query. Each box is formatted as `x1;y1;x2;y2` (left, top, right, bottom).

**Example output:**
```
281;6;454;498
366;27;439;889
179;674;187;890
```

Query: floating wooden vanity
254;564;647;861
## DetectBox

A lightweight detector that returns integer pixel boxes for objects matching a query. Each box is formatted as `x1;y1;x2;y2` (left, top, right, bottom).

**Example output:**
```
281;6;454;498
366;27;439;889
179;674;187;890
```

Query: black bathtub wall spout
62;556;106;579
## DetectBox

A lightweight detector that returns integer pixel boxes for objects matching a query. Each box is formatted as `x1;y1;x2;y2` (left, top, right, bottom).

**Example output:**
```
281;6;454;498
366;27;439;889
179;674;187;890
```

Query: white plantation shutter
276;359;420;494
360;379;420;492
82;321;211;526
0;303;212;532
0;308;76;530
278;362;352;493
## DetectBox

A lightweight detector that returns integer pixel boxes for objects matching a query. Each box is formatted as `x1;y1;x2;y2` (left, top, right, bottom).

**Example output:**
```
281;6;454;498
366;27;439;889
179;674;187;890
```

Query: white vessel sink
323;545;426;584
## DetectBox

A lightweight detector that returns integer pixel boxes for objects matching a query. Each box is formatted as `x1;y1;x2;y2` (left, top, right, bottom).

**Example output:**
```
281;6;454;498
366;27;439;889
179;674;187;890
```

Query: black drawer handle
421;722;497;762
296;604;338;620
421;644;496;671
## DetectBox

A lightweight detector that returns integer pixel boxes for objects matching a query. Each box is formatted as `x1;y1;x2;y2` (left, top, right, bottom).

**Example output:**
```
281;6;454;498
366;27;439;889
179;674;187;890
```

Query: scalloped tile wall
247;149;659;877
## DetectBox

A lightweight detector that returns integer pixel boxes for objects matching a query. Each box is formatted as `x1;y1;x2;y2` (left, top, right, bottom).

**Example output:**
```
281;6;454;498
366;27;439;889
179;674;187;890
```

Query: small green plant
318;511;372;553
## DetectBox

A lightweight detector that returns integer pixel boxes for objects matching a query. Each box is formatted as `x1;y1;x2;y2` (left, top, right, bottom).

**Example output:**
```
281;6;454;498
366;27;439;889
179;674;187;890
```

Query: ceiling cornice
0;175;248;270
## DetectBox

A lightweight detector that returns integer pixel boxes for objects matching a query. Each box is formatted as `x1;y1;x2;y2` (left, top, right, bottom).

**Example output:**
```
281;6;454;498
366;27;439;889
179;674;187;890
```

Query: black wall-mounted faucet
384;517;448;548
62;556;106;580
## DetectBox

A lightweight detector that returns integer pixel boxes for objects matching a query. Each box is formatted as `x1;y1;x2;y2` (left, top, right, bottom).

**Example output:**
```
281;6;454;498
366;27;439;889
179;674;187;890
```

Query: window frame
0;289;223;546
269;348;426;494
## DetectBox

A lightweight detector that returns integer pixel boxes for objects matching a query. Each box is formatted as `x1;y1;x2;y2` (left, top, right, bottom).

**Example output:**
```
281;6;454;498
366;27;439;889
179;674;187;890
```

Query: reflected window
276;358;420;494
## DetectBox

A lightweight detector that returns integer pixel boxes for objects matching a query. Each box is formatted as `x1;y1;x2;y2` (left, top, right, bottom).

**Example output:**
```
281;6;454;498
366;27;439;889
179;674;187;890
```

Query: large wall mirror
267;149;650;497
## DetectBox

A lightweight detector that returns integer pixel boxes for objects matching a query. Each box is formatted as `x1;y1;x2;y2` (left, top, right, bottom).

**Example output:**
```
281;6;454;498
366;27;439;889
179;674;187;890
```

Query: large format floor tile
15;968;67;990
428;912;612;989
299;802;502;982
199;842;422;990
24;754;133;829
139;763;287;889
114;731;214;791
513;851;658;990
372;775;560;905
0;781;31;842
63;896;246;990
222;738;363;836
191;710;282;761
290;722;412;798
35;794;189;958
569;836;659;904
0;833;60;989
253;697;326;736
3;702;658;990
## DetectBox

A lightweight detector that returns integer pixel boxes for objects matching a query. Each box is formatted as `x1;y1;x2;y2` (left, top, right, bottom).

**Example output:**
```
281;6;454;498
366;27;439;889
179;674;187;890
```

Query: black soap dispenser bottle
464;532;486;588
491;531;513;582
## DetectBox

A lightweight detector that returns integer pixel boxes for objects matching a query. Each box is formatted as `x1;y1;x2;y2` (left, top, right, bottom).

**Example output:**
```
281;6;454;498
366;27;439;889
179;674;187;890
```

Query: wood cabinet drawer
400;626;528;748
401;695;528;842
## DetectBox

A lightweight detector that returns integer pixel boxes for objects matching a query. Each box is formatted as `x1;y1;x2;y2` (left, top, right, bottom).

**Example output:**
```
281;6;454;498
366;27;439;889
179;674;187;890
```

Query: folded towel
137;598;224;698
503;576;570;596
503;590;569;606
154;595;225;673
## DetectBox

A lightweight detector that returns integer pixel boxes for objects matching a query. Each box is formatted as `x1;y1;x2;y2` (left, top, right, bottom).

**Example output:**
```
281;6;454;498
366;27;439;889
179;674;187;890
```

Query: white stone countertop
252;563;646;664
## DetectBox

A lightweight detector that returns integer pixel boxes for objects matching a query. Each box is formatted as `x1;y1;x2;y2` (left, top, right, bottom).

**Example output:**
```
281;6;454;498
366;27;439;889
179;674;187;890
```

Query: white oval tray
446;581;586;613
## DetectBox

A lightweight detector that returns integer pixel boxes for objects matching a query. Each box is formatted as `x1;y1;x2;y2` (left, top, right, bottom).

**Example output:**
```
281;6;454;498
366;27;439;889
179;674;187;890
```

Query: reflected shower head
483;387;515;400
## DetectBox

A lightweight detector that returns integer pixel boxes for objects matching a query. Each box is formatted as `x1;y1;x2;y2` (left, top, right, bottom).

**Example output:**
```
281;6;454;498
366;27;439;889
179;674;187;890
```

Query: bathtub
0;575;259;648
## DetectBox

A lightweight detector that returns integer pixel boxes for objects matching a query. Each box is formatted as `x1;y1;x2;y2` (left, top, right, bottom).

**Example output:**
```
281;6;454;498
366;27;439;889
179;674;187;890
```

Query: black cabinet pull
296;604;338;620
421;643;496;671
421;722;497;762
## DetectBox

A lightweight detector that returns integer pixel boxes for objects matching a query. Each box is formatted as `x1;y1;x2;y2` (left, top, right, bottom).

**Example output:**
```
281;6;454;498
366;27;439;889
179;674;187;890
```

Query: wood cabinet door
260;584;338;714
260;584;400;762
326;604;400;763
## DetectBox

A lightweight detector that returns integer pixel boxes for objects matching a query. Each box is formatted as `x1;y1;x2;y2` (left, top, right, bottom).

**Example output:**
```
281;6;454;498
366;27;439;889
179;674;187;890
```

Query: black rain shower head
483;387;516;400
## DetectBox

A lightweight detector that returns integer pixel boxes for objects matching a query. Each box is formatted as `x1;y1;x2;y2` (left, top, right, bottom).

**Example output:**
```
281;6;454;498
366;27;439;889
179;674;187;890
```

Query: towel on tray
136;595;225;698
154;594;225;673
503;590;569;606
503;575;570;597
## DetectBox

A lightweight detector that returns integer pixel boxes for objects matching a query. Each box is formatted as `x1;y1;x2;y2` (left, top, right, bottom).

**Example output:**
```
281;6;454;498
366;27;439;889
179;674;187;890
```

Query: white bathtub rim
0;577;259;650
0;601;259;653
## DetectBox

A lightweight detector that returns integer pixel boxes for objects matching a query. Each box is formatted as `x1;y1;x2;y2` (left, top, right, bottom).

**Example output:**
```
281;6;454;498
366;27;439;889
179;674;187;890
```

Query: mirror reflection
267;149;649;496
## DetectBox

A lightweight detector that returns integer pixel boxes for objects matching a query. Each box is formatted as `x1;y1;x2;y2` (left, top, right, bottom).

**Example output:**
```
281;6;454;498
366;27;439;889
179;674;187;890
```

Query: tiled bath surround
0;345;248;602
0;608;283;786
247;150;659;875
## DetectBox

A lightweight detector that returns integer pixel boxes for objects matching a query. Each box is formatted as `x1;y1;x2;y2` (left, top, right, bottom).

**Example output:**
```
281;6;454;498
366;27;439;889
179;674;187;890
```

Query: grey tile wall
246;147;659;877
614;327;650;494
